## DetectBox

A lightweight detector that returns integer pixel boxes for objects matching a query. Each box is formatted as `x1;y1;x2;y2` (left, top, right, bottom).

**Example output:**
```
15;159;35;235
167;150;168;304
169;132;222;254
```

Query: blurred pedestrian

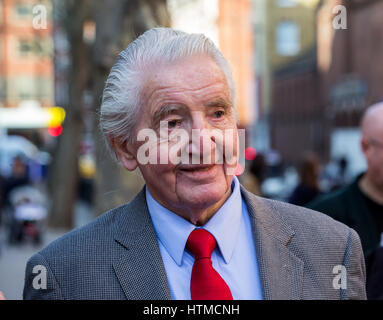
1;156;30;242
0;173;6;225
337;156;348;187
308;103;383;257
4;155;29;207
288;152;322;206
329;156;349;192
240;153;266;196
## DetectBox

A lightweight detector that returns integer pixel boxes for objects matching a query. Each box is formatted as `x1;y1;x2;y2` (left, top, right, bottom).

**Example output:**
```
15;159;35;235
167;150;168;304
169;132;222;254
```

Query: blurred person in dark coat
288;152;322;206
365;246;383;299
308;103;383;258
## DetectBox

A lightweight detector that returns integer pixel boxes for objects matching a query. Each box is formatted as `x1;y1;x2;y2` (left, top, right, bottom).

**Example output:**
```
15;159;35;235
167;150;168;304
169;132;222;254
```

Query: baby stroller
7;185;47;245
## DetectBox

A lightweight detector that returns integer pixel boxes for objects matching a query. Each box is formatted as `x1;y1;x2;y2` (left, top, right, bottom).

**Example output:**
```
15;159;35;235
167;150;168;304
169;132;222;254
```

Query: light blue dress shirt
145;176;263;300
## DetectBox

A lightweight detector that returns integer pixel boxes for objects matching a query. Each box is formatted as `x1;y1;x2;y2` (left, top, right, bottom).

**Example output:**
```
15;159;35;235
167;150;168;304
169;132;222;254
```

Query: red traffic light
48;125;63;137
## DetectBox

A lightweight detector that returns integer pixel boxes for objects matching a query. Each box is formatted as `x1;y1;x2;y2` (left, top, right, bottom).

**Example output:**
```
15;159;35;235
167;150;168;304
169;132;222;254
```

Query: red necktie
186;229;233;300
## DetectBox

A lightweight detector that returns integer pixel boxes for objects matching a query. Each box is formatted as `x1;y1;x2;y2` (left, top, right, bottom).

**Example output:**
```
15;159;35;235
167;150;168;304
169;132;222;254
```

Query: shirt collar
145;176;243;266
204;176;242;264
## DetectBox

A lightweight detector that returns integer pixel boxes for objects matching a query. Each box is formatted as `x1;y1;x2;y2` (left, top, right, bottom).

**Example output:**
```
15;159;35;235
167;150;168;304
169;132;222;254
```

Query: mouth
177;164;217;179
178;164;214;172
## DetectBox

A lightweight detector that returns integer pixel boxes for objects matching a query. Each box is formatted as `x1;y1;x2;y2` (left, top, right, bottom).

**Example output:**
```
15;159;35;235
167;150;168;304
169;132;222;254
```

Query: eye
214;110;225;119
168;119;181;128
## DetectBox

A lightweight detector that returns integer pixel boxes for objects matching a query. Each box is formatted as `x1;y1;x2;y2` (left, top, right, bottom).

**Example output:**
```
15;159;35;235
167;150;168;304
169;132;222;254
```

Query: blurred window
18;38;52;57
275;21;300;56
39;37;53;57
11;75;52;101
36;76;53;100
19;39;34;55
0;77;6;100
14;2;32;19
276;0;298;7
34;41;44;55
14;76;35;99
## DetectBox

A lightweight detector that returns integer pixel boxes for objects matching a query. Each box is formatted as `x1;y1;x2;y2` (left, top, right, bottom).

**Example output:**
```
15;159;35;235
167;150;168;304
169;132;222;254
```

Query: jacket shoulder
243;189;353;250
261;196;350;237
37;202;130;260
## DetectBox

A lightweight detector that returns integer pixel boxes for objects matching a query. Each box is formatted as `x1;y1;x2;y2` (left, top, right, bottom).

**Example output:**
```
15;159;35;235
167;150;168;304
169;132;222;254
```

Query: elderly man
309;103;383;258
23;28;366;300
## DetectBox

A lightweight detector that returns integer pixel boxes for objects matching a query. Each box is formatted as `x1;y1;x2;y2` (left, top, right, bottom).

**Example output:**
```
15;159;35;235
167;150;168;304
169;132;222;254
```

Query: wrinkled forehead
139;55;232;115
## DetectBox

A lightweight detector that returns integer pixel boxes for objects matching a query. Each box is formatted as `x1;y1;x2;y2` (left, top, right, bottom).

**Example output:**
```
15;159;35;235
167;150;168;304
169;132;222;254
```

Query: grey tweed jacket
23;186;367;300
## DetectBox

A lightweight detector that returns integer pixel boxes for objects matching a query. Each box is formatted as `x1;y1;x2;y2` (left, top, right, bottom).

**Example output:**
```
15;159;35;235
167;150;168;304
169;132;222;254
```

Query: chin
178;183;229;209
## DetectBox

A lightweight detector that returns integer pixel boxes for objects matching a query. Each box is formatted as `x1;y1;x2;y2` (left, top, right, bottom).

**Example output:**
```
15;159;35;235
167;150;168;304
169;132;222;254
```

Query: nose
188;112;216;162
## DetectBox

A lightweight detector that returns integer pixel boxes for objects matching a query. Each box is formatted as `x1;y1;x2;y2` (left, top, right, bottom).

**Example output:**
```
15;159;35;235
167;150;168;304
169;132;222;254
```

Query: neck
151;186;232;226
185;188;232;226
359;173;383;205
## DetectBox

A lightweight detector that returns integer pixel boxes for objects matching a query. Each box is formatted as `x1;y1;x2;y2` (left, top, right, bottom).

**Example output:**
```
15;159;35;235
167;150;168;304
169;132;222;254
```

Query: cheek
367;153;383;178
223;128;240;159
157;137;186;165
376;153;383;172
140;163;175;179
139;164;177;195
370;150;382;164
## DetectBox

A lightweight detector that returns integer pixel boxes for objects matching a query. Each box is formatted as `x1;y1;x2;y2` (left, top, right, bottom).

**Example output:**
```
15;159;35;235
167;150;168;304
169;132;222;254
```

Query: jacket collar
240;186;304;300
112;189;172;300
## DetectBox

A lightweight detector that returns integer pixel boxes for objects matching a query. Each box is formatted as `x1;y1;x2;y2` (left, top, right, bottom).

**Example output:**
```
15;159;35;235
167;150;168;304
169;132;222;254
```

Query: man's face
363;136;383;189
126;54;238;219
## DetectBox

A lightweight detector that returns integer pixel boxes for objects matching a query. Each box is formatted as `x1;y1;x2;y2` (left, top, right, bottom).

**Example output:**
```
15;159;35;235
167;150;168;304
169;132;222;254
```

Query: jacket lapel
241;187;304;300
112;188;172;300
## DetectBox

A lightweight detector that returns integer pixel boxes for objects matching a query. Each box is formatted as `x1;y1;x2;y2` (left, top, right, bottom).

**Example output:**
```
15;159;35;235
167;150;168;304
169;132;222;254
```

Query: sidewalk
0;228;67;299
0;201;94;300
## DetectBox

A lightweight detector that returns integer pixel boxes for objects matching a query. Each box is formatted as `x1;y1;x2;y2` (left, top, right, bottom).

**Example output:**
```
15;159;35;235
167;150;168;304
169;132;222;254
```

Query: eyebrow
152;98;232;126
204;98;232;110
152;104;189;126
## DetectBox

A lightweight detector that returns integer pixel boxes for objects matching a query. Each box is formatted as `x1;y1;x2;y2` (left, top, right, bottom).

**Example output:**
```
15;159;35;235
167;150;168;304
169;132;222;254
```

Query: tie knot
186;229;216;259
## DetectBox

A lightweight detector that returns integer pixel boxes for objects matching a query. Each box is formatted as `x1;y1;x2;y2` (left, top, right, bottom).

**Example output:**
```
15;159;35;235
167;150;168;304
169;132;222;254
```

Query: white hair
99;27;236;149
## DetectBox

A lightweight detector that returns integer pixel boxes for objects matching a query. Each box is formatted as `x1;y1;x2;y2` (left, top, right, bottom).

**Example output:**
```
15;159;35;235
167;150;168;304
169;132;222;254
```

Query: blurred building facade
318;0;383;126
253;0;383;176
316;0;383;176
272;47;327;166
218;0;254;129
0;0;54;109
251;0;321;159
168;0;254;132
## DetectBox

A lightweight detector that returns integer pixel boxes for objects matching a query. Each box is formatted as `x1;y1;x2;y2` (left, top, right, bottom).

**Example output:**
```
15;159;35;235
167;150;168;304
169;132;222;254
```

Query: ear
109;137;138;171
